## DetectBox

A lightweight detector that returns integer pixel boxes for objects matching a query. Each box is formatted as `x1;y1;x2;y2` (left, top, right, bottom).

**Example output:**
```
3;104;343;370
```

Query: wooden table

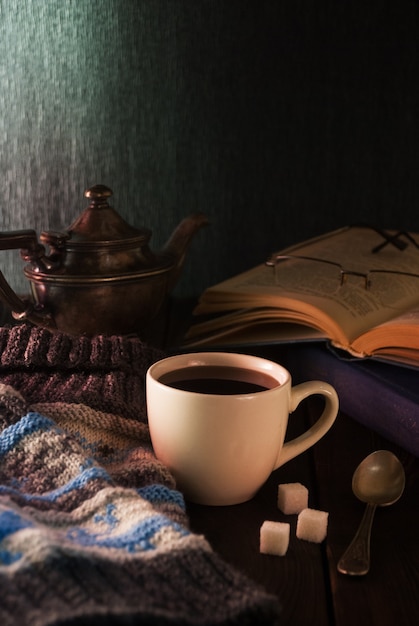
187;394;419;626
165;302;419;626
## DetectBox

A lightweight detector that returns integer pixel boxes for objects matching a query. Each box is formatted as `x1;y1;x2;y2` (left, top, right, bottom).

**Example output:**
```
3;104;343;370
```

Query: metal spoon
337;450;405;576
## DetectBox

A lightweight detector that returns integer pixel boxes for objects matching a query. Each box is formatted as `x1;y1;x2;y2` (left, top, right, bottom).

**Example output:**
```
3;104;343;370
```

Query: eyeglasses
353;224;419;253
265;254;419;308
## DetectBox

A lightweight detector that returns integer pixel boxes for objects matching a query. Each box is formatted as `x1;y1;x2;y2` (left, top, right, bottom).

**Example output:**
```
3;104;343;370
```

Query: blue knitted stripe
0;510;33;541
0;412;56;456
66;514;189;552
137;484;186;510
0;465;111;503
0;510;33;566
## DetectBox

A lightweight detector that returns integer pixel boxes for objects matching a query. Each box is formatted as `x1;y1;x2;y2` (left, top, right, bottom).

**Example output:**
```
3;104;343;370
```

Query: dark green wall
1;1;419;299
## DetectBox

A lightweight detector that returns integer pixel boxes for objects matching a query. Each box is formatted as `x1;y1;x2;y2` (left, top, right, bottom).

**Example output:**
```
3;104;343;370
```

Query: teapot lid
38;184;173;277
65;184;149;245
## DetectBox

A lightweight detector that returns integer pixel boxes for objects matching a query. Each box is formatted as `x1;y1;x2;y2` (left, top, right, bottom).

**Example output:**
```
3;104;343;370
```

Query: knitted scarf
0;324;281;626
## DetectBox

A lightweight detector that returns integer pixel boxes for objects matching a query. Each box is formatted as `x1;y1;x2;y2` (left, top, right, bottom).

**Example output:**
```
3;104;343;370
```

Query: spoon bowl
352;449;406;506
337;450;405;576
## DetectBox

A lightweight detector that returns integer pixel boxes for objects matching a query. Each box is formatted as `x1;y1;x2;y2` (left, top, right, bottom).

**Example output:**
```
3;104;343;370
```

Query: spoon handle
337;503;376;575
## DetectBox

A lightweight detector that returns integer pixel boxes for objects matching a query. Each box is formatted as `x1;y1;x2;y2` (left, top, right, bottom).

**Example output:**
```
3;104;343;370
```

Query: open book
184;226;419;367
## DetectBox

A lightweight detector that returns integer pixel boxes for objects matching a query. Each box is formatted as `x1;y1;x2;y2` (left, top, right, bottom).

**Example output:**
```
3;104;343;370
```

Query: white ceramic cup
146;352;338;506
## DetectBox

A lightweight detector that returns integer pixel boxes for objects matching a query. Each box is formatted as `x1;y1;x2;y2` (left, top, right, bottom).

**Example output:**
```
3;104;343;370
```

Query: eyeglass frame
266;254;419;291
351;224;419;253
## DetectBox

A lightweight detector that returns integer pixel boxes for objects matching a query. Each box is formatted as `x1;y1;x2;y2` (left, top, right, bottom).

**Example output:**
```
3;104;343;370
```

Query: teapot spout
163;213;208;290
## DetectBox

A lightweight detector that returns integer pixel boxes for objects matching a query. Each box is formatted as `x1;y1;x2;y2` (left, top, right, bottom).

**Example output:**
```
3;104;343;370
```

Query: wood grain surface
187;395;419;626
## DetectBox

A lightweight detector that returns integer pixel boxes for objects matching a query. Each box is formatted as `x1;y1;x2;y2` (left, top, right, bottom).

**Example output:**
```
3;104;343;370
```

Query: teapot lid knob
84;184;113;206
62;183;148;243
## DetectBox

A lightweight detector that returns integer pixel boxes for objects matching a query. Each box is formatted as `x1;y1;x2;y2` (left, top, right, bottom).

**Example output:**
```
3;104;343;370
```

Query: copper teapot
0;184;207;337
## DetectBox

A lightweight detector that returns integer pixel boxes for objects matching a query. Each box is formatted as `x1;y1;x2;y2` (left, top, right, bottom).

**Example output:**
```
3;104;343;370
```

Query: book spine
285;345;419;457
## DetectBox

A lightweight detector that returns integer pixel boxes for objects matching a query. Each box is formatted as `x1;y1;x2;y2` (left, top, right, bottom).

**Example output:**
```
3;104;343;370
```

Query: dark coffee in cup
158;365;279;395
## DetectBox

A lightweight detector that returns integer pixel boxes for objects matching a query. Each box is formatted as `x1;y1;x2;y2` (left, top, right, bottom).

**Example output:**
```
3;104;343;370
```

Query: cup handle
274;381;339;469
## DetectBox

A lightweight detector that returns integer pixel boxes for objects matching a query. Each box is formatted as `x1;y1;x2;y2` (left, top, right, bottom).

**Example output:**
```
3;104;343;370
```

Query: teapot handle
0;229;56;330
0;228;39;253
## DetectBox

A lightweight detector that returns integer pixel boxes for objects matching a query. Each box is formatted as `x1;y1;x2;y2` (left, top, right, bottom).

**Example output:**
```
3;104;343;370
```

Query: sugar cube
277;482;309;514
296;508;328;543
260;520;290;556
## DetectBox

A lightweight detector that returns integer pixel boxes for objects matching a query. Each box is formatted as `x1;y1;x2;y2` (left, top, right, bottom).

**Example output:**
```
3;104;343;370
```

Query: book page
183;317;324;348
350;306;419;358
193;227;419;348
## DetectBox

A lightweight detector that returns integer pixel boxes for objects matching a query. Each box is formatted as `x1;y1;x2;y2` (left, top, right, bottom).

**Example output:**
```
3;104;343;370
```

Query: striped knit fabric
0;324;281;626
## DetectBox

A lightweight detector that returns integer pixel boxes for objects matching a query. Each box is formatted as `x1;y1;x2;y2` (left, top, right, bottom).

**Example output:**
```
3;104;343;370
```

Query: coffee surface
159;365;279;395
